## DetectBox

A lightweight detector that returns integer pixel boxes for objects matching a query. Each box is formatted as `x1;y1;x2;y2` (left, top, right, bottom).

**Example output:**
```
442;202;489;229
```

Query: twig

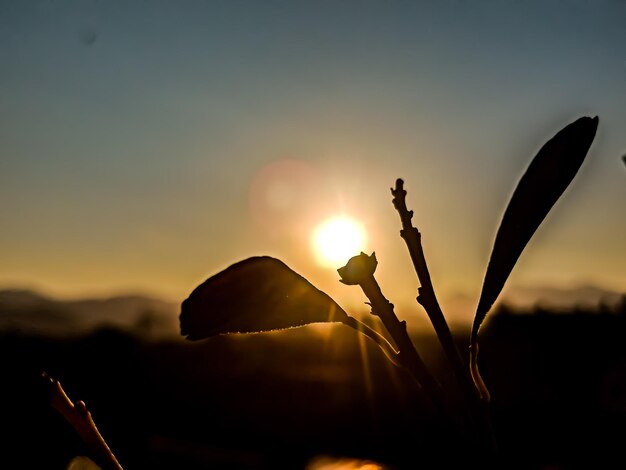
338;253;449;417
391;178;497;453
42;372;123;470
391;179;475;399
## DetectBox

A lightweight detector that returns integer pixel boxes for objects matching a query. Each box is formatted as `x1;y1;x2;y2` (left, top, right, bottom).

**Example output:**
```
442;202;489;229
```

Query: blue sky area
1;1;624;319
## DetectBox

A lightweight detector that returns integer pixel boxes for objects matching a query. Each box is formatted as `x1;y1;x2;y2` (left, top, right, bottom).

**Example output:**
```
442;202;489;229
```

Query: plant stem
342;315;402;367
391;179;475;399
43;372;123;470
357;274;449;416
391;178;497;453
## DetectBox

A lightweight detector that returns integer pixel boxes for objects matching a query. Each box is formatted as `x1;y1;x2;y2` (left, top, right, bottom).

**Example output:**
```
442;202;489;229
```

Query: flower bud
337;252;378;285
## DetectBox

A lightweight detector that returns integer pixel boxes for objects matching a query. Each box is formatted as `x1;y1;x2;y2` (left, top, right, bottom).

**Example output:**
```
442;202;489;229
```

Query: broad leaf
180;256;349;339
472;115;598;342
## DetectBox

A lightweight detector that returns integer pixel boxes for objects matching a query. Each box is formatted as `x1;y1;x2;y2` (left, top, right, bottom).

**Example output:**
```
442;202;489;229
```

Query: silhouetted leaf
472;116;599;342
180;256;349;339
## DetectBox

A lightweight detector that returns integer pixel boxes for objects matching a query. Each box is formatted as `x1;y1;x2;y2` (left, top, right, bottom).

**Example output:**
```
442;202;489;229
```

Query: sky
1;1;625;322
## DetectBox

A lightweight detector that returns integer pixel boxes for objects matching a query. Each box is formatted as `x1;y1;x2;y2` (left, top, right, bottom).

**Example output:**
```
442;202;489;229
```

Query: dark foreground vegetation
2;299;625;469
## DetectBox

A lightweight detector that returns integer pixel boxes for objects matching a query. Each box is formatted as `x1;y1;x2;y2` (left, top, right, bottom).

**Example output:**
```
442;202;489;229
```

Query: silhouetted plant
180;115;599;463
43;372;122;470
470;115;598;401
45;115;600;468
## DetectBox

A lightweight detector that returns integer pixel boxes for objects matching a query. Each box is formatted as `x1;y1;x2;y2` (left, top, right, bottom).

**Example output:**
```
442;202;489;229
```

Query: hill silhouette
0;289;178;337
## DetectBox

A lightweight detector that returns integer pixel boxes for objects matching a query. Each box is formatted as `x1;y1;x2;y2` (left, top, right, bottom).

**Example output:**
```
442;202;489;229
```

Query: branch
42;372;123;470
391;179;474;397
391;178;497;453
337;253;449;417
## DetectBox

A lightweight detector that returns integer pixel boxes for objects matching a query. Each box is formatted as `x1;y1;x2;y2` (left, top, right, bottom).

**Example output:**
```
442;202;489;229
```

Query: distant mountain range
0;289;179;337
500;284;624;309
1;284;624;337
441;284;624;325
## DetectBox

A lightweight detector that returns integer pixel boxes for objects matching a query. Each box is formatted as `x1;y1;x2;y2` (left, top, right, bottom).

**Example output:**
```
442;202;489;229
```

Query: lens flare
312;217;367;268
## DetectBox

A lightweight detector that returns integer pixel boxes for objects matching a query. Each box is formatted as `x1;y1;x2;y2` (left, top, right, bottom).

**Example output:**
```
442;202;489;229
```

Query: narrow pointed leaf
180;256;349;339
472;116;598;341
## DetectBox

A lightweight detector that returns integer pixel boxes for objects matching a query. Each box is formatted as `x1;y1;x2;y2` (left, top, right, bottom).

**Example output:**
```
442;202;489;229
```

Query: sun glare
312;216;367;268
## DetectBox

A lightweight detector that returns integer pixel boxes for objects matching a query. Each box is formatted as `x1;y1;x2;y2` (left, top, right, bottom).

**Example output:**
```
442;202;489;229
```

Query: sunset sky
1;1;625;321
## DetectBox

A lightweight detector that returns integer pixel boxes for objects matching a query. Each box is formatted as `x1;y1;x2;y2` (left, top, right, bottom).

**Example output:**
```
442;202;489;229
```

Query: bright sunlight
312;216;367;267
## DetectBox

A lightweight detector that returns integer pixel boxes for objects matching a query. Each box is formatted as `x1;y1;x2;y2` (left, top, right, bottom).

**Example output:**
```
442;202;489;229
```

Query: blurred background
1;1;625;468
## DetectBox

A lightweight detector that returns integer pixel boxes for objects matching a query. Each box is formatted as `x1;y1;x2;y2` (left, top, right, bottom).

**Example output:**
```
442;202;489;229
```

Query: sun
312;216;367;267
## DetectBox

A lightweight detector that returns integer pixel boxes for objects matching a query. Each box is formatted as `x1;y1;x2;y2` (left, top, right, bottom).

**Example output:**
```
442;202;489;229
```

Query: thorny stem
391;178;497;453
43;372;123;470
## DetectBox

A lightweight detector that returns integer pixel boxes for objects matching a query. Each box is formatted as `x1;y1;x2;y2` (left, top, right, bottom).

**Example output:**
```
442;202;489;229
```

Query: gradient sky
1;1;625;320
